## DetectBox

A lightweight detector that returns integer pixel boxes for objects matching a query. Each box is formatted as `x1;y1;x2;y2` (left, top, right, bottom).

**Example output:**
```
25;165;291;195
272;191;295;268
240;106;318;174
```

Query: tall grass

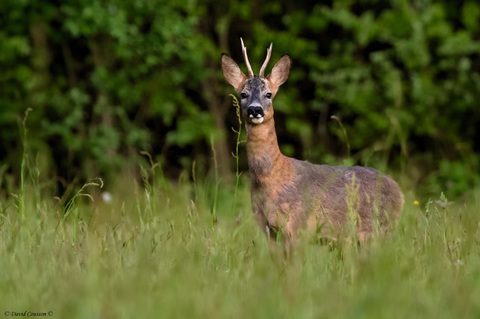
17;108;33;221
1;167;480;318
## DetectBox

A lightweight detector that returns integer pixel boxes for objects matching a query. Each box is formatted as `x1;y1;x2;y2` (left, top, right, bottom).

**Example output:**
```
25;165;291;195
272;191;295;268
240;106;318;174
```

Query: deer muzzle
247;105;265;124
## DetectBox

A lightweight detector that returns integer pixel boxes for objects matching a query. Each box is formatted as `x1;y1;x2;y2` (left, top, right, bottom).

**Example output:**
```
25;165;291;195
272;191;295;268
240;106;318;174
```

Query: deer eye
266;93;272;99
240;93;248;99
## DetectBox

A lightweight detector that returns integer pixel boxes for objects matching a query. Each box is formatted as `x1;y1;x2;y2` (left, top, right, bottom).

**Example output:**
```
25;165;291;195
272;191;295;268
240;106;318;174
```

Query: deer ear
266;54;291;92
222;53;247;93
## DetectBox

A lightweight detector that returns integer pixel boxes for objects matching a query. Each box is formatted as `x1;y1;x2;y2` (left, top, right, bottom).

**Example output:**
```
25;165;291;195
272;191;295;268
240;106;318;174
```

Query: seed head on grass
230;94;242;125
63;177;104;221
331;115;350;159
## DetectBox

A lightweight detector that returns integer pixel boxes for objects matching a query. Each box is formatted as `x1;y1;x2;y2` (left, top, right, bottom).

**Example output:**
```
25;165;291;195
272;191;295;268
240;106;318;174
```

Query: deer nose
247;106;264;118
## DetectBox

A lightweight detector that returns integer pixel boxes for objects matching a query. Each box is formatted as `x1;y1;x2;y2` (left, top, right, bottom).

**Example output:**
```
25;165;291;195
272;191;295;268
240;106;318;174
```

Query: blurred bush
0;0;479;199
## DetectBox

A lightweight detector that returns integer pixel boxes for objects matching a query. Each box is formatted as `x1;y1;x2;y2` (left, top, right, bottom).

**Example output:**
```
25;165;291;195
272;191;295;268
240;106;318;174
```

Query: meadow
1;165;480;319
2;1;480;317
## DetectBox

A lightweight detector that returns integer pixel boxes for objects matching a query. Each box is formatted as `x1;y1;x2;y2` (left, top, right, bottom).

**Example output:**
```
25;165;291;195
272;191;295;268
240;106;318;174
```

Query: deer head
221;38;291;125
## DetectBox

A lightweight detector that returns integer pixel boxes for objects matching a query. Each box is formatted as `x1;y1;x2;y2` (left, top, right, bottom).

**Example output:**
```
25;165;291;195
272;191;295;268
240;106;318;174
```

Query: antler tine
259;43;273;78
240;37;254;78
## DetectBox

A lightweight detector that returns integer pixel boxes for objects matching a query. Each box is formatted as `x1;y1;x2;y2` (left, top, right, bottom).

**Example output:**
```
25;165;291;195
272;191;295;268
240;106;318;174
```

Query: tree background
1;0;479;200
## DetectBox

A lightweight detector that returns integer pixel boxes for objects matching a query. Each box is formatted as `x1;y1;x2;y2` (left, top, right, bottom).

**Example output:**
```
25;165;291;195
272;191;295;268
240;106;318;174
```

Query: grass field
1;170;480;319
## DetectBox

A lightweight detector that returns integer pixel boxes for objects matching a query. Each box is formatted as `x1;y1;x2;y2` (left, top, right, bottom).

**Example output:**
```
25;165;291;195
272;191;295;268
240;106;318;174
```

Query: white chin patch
251;117;264;124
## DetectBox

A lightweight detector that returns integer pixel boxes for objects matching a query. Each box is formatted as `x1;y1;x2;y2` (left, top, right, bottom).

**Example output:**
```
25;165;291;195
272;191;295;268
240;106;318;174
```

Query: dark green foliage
0;0;479;199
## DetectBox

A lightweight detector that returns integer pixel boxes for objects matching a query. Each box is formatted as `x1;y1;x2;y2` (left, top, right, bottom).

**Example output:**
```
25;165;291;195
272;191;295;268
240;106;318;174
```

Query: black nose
247;106;264;118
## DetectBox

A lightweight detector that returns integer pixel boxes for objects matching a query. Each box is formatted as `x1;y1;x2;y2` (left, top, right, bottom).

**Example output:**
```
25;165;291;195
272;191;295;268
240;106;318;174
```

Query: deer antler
259;43;273;78
240;38;254;78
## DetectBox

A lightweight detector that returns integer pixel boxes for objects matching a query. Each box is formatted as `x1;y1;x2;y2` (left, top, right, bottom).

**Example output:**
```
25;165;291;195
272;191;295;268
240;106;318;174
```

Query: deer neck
245;117;285;183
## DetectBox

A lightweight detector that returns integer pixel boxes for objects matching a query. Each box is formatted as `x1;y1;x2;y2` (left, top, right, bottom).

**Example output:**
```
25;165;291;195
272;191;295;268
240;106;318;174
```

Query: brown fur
221;41;404;249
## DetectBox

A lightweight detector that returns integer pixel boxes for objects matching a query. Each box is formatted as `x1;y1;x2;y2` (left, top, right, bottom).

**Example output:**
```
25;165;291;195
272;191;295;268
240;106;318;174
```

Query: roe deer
221;39;404;250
